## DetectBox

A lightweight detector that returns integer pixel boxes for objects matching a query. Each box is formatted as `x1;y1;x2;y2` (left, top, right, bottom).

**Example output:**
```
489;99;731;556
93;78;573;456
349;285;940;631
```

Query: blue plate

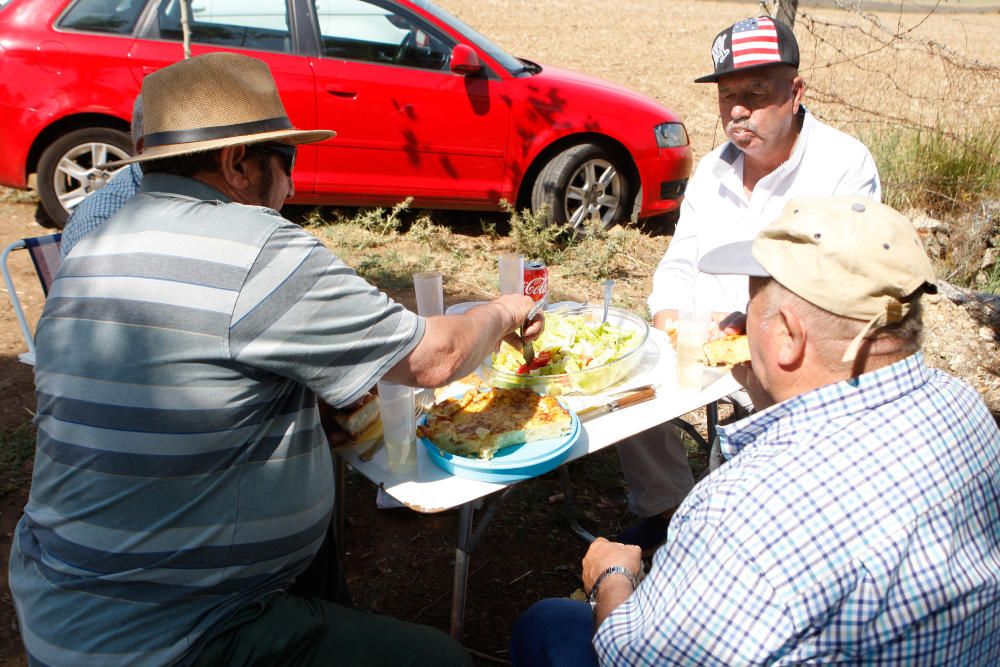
419;409;581;483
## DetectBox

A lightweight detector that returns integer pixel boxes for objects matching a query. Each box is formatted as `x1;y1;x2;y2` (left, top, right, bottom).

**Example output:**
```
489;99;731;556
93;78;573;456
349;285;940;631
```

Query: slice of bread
332;392;382;440
702;334;751;367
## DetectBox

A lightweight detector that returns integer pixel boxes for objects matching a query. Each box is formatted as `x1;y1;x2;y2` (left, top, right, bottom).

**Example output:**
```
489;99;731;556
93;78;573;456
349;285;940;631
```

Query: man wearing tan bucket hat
511;197;999;665
8;52;545;666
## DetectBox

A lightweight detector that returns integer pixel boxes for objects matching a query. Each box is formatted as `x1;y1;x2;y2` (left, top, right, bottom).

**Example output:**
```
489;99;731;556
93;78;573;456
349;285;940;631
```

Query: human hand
731;362;773;411
493;294;545;349
581;537;642;593
715;311;746;336
652;309;679;345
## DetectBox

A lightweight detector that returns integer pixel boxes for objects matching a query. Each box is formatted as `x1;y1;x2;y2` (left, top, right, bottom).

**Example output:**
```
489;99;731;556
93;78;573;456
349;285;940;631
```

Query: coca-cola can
523;260;548;305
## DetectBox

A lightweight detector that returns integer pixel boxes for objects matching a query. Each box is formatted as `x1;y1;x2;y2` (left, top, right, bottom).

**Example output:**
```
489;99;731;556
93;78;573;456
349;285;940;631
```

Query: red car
0;0;691;228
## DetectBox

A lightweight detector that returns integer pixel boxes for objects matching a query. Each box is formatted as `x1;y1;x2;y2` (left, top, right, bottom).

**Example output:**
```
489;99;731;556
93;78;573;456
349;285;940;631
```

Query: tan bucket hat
699;196;937;361
101;52;334;168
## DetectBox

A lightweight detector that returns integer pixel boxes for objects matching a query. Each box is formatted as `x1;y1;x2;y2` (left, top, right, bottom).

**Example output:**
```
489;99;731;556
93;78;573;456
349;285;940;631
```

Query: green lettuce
493;311;639;377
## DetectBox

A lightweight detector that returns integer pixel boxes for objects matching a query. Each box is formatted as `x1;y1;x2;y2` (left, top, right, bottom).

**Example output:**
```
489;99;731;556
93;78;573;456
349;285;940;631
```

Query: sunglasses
254;142;297;176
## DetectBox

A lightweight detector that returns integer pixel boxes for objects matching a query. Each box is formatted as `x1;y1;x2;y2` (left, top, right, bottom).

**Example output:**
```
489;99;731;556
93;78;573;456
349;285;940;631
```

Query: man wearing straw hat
9;52;540;666
511;196;1000;665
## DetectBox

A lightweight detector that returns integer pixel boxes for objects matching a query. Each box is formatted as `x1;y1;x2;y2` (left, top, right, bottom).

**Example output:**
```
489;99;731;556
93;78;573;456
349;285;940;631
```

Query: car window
59;0;147;35
157;0;292;53
410;0;521;74
314;0;450;70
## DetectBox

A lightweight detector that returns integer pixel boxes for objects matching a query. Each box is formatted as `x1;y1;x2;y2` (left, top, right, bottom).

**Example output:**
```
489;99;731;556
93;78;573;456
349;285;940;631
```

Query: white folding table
333;328;740;638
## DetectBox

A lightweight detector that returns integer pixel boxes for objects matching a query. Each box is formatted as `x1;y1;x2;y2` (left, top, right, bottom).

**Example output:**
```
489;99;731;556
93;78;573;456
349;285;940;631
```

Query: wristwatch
587;565;638;609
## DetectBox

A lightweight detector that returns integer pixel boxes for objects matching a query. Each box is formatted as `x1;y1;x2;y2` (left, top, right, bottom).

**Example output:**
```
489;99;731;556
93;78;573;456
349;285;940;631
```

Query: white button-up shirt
648;109;881;317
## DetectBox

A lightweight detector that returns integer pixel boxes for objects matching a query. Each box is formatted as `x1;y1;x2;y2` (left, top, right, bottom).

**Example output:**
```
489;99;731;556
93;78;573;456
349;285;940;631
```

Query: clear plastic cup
498;252;523;295
376;380;417;473
676;309;710;392
413;271;444;317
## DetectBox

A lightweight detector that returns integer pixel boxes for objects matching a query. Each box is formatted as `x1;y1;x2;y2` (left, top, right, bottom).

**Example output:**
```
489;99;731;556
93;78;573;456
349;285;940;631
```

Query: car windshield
409;0;525;74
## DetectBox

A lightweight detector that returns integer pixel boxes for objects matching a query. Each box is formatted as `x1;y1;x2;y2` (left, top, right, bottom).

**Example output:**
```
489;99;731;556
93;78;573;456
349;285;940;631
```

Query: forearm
592;577;635;628
431;303;519;383
384;298;532;387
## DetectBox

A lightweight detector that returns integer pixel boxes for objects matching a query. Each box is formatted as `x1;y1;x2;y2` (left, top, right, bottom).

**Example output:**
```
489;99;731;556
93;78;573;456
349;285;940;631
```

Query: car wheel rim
563;158;622;228
53;142;130;213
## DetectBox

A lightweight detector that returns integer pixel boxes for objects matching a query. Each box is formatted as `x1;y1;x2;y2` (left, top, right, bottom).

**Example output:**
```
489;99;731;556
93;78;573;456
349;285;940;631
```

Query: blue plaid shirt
60;163;143;258
595;353;1000;665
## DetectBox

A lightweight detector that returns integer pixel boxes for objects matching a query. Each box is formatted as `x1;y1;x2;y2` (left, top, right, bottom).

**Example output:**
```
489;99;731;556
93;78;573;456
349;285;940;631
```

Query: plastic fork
602;279;614;323
520;300;545;364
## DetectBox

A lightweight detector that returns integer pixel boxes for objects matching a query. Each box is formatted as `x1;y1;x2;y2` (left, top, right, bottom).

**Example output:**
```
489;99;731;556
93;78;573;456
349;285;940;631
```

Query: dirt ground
1;1;999;665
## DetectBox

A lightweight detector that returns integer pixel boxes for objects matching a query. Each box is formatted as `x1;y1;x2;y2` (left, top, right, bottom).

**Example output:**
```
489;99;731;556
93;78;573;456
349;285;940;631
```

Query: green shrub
866;126;1000;293
505;203;567;265
867;125;1000;216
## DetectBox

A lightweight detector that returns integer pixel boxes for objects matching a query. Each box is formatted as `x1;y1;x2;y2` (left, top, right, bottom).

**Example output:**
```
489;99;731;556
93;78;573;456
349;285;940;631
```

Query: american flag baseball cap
695;16;799;83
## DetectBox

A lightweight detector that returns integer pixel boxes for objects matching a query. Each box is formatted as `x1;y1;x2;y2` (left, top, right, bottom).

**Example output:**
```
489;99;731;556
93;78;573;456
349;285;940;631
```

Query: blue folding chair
1;233;62;365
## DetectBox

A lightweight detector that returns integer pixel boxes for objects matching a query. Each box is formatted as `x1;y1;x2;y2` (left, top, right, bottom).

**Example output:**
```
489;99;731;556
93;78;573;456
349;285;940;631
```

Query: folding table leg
670;417;710;455
558;465;596;544
449;487;515;639
450;502;474;640
707;401;719;449
334;455;346;561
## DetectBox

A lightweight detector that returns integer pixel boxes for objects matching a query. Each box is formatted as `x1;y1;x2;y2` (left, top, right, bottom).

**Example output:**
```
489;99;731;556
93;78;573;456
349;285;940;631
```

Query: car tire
36;127;133;228
530;143;632;230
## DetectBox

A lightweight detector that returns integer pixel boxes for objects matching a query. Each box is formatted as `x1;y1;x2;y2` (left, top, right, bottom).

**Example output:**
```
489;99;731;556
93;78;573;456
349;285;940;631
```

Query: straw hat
101;52;333;168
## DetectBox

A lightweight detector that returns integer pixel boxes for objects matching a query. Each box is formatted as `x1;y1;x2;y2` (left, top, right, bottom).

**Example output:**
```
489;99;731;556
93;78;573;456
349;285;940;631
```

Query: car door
308;0;510;206
128;0;321;193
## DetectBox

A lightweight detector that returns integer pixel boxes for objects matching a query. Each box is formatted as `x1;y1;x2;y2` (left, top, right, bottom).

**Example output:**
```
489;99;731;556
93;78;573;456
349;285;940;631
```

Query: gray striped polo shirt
9;174;424;666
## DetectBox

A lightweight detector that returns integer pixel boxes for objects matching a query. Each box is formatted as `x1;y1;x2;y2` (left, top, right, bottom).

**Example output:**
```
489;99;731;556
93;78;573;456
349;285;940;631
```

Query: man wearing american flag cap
508;23;911;666
615;16;882;557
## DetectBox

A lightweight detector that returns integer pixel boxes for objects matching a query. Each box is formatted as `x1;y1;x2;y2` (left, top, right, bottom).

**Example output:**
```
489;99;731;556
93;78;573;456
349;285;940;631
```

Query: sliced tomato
516;350;552;375
530;350;552;368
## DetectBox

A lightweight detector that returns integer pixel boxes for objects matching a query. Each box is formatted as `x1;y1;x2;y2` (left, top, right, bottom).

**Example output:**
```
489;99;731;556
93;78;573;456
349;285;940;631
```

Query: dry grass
436;0;1000;159
305;205;668;316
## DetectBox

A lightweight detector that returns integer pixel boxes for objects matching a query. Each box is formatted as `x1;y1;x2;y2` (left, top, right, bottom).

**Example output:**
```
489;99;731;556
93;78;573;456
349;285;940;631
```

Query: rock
921;292;1000;418
907;208;945;232
936;280;1000;331
982;247;998;271
909;209;950;259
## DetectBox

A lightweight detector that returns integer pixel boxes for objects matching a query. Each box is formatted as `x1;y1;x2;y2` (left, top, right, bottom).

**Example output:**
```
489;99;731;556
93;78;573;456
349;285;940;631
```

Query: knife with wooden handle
577;385;657;421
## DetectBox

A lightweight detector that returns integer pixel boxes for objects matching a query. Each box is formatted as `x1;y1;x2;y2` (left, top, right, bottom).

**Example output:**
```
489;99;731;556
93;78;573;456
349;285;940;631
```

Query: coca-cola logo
524;277;547;296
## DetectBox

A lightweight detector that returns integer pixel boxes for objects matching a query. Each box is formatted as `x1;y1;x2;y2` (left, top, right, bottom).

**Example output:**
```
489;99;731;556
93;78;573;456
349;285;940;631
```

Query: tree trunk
776;0;799;27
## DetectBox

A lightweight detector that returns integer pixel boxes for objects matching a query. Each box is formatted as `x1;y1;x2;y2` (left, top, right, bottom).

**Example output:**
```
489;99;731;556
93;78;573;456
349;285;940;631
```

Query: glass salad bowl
481;305;650;396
